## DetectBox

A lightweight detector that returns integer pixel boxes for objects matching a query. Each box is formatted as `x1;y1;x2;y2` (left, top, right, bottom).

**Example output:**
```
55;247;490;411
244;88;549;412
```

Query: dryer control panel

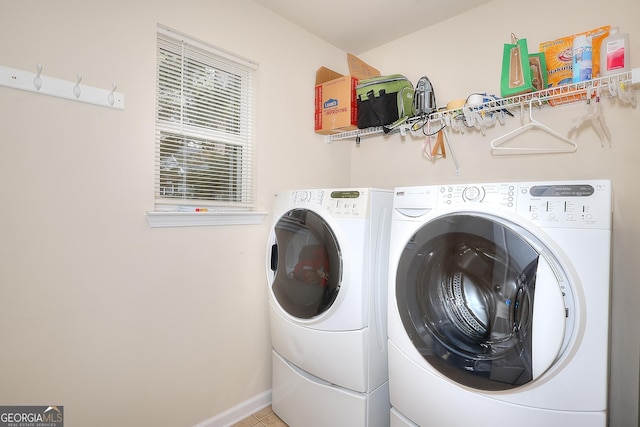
289;189;371;218
433;180;612;229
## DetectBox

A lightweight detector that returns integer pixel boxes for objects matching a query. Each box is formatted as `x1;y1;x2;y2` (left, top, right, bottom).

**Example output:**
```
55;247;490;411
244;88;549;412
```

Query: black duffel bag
356;74;414;132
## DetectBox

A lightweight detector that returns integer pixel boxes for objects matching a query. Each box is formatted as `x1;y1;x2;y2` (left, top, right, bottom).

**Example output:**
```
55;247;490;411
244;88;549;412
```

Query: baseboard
193;389;272;427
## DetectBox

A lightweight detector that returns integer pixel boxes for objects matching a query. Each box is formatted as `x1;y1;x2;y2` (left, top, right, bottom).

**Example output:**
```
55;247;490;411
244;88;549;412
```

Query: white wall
0;1;348;426
2;0;639;426
352;1;640;426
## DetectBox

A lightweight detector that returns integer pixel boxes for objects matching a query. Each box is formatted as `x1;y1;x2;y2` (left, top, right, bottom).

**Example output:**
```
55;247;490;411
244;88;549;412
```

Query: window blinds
155;26;257;210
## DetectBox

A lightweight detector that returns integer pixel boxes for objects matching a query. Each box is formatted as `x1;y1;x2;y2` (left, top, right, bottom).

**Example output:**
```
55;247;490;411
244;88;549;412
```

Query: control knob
463;186;483;202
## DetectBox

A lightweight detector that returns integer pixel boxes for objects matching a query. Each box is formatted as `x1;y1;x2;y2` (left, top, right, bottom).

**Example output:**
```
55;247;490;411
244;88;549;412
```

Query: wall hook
73;73;82;98
1;64;125;109
33;63;43;90
107;83;117;106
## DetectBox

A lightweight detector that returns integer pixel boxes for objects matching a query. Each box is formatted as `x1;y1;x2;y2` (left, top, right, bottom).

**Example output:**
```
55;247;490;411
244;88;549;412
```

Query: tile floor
231;405;288;427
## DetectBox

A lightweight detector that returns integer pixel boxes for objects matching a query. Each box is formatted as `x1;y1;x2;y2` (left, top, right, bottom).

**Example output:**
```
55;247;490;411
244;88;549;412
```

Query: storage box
315;54;380;134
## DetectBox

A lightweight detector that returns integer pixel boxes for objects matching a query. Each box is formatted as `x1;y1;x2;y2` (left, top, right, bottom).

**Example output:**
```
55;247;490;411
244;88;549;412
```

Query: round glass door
269;208;342;319
396;213;567;391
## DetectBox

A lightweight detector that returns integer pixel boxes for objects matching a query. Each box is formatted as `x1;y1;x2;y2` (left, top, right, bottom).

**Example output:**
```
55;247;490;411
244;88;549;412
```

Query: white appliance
387;180;612;427
266;188;393;427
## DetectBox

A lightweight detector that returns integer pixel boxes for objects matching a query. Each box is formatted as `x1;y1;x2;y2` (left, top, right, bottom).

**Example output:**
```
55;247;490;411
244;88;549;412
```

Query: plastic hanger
490;98;577;154
421;119;446;160
421;119;436;160
419;118;460;174
569;86;612;147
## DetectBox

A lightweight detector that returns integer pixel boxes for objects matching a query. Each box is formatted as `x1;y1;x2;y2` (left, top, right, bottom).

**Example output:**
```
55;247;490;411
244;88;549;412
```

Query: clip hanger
570;86;612;147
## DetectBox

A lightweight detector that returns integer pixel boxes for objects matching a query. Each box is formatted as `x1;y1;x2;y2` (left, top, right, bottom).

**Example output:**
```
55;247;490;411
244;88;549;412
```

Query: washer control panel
434;180;611;229
515;181;611;229
437;183;517;208
290;189;370;218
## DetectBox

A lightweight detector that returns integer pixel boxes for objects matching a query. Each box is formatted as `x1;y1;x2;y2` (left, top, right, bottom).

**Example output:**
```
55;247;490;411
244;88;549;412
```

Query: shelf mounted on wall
325;68;639;144
0;64;125;110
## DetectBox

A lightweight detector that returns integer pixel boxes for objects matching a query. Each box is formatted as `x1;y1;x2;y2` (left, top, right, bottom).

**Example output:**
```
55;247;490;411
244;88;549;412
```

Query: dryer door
396;212;569;391
269;208;342;319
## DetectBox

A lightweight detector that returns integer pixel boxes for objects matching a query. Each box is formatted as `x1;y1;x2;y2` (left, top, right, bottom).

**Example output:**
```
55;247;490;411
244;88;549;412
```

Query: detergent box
539;26;610;105
315;53;380;134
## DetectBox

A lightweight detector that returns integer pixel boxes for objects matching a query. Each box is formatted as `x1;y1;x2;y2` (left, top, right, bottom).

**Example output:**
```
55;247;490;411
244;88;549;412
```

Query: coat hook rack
0;63;125;110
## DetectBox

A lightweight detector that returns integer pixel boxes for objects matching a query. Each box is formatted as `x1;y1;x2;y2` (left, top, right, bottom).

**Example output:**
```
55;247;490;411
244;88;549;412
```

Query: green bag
500;34;535;97
356;74;414;132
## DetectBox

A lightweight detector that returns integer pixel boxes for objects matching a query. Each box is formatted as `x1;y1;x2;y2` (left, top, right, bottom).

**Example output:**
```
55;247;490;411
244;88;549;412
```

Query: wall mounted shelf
324;68;639;144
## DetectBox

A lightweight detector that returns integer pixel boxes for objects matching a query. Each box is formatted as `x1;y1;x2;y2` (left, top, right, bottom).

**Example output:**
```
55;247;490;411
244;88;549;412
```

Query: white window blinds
155;26;257;211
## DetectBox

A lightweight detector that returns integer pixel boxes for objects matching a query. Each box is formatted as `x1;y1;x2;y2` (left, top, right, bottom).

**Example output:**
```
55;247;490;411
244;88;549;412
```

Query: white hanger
569;86;612;147
490;98;577;154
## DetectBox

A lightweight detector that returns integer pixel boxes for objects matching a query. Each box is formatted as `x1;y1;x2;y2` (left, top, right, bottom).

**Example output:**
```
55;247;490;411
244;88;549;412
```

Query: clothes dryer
266;188;392;427
387;180;612;427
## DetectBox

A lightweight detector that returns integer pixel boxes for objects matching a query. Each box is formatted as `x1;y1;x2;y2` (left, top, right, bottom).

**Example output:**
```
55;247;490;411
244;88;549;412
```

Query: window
150;26;261;227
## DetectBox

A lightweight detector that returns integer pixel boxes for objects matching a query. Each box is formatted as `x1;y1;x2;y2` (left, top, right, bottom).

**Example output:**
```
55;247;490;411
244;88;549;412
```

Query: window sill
146;211;268;228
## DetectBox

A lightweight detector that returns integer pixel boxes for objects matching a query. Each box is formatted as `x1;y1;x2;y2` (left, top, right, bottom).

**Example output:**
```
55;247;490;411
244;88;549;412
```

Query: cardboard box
315;53;380;134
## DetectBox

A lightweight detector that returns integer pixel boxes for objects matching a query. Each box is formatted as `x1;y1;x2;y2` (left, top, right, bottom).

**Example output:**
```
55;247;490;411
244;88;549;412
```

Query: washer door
269;208;342;319
396;212;569;391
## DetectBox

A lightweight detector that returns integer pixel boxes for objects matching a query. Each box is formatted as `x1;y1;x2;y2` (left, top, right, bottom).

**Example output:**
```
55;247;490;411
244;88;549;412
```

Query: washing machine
266;188;393;427
387;180;612;427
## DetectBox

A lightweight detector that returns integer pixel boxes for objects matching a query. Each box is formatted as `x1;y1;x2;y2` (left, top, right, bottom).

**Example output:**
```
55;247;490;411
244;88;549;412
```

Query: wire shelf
325;68;639;143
